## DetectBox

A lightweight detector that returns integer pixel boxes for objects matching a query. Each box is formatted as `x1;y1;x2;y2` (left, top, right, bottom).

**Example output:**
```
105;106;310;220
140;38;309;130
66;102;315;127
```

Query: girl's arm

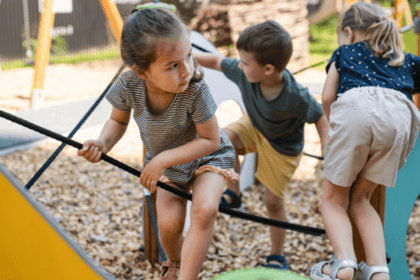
78;106;130;163
140;116;221;192
315;113;329;156
194;53;224;71
322;62;340;120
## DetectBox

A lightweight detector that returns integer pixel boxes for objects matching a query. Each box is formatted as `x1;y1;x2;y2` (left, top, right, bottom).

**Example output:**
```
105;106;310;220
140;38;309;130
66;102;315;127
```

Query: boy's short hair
236;20;292;71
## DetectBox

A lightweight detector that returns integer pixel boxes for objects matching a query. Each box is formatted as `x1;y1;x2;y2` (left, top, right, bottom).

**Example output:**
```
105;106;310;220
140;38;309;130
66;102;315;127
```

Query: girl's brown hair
337;2;404;67
121;8;203;81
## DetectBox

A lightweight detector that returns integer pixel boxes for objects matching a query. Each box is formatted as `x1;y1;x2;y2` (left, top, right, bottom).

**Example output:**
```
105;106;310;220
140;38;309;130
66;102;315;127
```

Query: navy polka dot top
326;41;420;101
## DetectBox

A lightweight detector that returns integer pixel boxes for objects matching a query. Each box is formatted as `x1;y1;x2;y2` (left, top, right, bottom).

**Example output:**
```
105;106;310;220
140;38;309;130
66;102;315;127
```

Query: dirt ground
0;59;419;279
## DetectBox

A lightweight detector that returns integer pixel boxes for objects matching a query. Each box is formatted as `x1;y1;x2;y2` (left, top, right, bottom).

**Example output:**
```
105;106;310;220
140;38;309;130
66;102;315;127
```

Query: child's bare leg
156;185;188;262
178;172;224;280
321;179;356;280
264;187;286;257
349;177;389;280
223;128;245;200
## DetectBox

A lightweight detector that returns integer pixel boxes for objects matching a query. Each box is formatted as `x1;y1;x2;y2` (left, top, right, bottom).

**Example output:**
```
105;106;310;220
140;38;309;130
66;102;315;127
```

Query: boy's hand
140;155;167;193
77;140;108;163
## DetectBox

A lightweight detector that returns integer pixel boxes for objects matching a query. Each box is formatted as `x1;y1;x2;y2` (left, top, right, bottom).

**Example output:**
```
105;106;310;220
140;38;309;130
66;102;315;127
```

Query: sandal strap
310;259;331;277
359;261;390;280
220;189;242;208
224;189;241;200
266;255;289;270
330;256;358;279
161;260;180;269
267;255;287;263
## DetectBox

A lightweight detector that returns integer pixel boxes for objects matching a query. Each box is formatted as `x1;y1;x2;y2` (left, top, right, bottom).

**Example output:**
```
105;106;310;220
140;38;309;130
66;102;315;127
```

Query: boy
194;20;329;270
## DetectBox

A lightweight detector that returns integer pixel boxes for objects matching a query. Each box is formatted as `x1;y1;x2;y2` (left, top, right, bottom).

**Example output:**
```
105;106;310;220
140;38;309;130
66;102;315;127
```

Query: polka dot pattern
326;41;420;101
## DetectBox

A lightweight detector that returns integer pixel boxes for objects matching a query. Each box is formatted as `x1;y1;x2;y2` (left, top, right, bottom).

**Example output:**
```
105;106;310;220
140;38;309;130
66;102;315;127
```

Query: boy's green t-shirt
221;57;323;156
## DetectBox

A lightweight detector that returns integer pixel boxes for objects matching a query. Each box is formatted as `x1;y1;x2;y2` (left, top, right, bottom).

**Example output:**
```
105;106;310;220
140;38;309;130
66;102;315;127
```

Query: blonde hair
337;2;404;67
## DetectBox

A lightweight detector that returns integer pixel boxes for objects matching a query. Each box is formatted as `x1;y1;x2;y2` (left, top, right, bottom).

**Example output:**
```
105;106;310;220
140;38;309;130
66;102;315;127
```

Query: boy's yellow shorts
225;114;301;198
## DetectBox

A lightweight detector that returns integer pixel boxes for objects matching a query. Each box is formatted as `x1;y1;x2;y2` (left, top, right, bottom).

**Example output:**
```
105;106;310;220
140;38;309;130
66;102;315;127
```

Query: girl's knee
190;204;218;228
322;180;351;209
349;195;370;217
158;215;185;235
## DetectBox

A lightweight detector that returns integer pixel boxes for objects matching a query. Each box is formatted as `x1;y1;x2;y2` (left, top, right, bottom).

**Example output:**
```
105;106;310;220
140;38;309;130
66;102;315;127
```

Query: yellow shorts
225;114;301;198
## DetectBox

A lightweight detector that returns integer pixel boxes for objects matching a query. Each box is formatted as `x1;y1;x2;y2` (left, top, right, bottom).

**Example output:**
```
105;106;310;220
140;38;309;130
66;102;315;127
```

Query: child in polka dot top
310;2;420;280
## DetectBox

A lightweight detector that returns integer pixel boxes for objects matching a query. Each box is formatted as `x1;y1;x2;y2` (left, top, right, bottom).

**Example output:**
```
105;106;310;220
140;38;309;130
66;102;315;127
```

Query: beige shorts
225;114;301;198
324;87;420;188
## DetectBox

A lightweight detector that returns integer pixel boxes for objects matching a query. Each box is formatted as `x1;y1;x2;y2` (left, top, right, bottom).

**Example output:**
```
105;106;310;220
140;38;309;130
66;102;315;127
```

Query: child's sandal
310;255;358;280
358;261;390;280
160;261;180;280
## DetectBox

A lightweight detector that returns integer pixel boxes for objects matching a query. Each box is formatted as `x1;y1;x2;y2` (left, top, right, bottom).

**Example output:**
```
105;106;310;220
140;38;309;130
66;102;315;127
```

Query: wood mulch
0;59;419;279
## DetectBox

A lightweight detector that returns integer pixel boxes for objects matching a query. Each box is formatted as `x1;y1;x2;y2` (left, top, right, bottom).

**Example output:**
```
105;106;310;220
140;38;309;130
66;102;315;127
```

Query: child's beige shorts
225;114;301;198
324;87;420;188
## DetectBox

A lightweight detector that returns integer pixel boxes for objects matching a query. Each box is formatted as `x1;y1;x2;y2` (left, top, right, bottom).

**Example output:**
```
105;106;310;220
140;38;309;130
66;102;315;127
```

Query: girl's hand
77;140;108;163
140;155;167;193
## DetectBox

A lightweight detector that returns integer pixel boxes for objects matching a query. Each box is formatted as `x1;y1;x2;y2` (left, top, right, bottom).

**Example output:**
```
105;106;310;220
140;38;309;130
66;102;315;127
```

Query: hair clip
131;2;176;14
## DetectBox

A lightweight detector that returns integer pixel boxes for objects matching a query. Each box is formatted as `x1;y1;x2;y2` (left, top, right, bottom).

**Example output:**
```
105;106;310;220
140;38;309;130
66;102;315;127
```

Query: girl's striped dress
106;70;236;187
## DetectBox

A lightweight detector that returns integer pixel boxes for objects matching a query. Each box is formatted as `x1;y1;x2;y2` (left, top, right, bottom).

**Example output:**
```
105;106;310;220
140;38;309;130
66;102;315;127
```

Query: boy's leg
264;187;286;257
349;177;389;280
178;172;224;280
223;127;246;202
320;179;356;280
156;184;188;262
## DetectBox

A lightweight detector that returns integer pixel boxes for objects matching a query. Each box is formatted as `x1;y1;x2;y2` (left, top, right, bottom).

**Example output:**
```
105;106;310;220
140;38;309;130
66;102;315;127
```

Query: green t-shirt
221;57;323;156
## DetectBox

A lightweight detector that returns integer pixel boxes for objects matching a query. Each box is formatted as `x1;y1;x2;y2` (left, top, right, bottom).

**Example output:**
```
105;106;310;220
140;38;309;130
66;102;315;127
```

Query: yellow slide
0;164;114;280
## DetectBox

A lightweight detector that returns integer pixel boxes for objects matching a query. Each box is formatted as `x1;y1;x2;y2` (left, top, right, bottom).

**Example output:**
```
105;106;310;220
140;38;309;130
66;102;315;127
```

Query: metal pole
22;0;33;63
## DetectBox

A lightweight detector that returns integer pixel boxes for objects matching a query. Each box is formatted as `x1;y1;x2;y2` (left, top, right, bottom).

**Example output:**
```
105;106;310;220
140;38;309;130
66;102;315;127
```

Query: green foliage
50;34;67;56
308;8;419;70
22;34;68;61
2;48;120;71
309;15;339;70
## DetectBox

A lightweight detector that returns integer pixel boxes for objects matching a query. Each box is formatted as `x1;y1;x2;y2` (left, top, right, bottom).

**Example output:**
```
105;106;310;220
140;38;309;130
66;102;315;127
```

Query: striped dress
106;70;236;187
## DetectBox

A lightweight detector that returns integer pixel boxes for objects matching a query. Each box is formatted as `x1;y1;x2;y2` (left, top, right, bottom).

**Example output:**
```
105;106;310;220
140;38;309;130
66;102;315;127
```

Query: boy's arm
194;53;224;71
315;113;329;156
322;62;339;120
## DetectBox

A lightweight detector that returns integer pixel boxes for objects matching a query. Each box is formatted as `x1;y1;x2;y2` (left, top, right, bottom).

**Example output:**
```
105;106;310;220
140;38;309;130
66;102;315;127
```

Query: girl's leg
178;172;224;280
349;177;389;280
321;179;356;280
156;184;188;262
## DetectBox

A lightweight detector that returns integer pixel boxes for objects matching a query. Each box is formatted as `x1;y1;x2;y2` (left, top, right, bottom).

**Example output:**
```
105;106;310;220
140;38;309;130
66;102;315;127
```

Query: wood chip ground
0;59;419;279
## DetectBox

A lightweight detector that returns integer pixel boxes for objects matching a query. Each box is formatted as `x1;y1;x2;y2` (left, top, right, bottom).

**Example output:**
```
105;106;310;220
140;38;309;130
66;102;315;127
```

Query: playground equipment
3;0;419;278
0;164;114;280
30;0;123;110
385;136;420;279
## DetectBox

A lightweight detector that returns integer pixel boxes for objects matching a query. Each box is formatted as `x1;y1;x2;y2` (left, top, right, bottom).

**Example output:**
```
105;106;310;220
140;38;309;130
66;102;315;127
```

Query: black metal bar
0;109;326;236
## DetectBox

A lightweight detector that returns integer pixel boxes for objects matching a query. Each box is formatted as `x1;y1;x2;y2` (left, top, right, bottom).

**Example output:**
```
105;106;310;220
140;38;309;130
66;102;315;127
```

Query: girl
78;5;238;280
310;3;420;280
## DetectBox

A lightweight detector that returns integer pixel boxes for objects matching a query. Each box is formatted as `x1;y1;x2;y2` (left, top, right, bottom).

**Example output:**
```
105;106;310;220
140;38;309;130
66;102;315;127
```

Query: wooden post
98;0;123;43
143;191;160;264
142;146;160;264
395;0;404;29
30;0;55;110
402;0;413;26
